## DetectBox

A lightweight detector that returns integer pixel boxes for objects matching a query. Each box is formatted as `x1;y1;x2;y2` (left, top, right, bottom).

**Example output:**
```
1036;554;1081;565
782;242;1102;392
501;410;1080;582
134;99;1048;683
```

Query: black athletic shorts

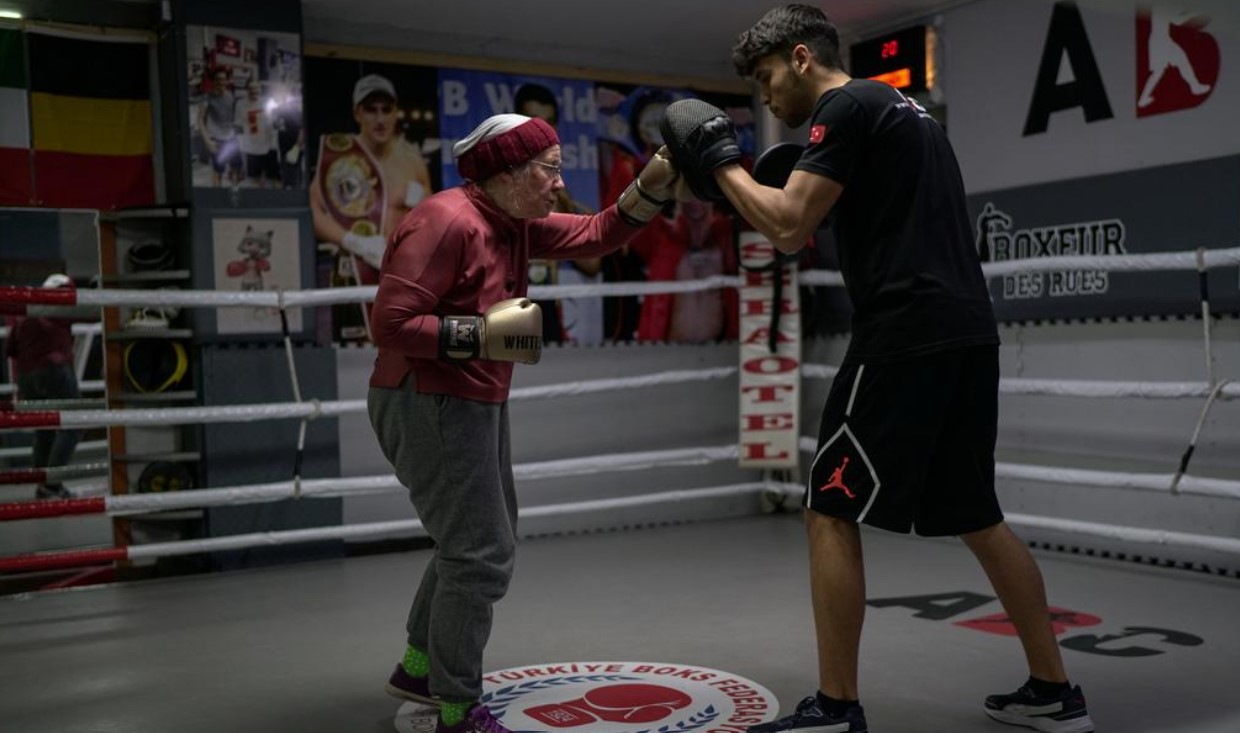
805;345;1004;536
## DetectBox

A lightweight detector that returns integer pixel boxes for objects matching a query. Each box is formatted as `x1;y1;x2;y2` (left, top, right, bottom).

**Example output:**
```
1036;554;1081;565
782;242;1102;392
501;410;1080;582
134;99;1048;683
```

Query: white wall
944;0;1240;193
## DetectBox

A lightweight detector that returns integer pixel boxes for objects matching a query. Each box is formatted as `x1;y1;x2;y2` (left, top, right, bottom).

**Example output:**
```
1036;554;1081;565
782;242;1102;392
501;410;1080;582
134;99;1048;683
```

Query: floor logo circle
480;661;779;733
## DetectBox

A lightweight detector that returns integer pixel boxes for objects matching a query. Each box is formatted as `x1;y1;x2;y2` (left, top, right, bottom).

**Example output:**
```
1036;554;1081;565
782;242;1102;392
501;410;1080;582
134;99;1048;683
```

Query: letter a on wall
1023;1;1114;135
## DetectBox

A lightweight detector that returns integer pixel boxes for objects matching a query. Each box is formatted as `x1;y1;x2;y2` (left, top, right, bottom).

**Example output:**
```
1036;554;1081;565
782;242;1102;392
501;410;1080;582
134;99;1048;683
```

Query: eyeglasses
529;160;563;179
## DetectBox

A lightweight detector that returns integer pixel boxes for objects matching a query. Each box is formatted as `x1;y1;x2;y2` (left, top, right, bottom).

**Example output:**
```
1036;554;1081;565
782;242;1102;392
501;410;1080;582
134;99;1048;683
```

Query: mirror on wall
0;208;108;521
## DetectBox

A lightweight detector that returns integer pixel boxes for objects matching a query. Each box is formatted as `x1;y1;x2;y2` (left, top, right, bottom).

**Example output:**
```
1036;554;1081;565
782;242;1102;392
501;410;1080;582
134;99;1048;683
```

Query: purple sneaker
385;664;439;705
436;704;511;733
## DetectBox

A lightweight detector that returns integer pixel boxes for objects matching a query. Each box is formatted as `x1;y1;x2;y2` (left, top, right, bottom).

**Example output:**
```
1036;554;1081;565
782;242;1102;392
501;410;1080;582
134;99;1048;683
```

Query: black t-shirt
795;79;998;363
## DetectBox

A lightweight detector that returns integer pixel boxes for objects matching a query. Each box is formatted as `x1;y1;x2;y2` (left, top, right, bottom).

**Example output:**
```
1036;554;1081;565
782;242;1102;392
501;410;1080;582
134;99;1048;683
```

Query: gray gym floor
2;513;1238;733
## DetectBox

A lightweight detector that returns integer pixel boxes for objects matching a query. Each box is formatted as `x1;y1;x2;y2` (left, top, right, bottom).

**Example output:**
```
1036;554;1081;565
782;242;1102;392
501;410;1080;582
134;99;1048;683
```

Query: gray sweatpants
18;364;81;485
367;381;518;701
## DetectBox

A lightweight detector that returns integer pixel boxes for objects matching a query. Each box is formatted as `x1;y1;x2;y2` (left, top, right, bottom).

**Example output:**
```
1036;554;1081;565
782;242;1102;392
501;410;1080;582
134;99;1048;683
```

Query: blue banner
439;70;599;211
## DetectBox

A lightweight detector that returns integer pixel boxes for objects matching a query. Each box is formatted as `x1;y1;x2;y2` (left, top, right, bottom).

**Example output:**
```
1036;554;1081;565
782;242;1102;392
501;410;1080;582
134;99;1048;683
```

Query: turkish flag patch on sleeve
809;124;828;144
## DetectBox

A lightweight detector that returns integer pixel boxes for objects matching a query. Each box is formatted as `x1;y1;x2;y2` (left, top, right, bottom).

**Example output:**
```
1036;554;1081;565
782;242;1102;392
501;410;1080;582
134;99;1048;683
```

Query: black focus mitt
751;142;804;188
752;142;832;231
659;99;743;202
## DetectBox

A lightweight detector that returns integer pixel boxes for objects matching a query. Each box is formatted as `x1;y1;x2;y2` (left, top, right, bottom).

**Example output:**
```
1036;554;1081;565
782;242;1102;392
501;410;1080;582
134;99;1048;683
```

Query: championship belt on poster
318;133;385;342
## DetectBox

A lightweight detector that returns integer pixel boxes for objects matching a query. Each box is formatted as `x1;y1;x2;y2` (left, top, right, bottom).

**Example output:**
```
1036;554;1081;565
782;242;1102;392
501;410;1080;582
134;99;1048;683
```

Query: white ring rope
5;398;107;410
0;380;104;397
2;461;109;481
995;462;1240;501
761;482;1240;555
0;322;101;339
122;482;781;561
975;246;1240;278
16;366;1235;431
100;478;1240;562
0;439;107;461
18;370;742;429
7;246;1238;311
792;436;1240;501
1001;512;1240;557
105;444;738;515
512;367;736;400
98;437;1240;518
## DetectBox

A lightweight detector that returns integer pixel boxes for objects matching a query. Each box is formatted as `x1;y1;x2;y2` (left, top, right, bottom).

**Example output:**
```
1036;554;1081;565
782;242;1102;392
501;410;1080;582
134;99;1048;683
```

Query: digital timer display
849;24;933;93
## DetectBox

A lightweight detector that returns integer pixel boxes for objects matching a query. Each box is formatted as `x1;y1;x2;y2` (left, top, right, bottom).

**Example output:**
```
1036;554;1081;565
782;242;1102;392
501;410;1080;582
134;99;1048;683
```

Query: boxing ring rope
0;322;101;339
0;439;106;461
2;369;1236;433
4;395;1239;541
0;461;108;486
1;397;108;411
1;246;1238;576
5;245;1237;314
0;380;104;397
2;451;1240;575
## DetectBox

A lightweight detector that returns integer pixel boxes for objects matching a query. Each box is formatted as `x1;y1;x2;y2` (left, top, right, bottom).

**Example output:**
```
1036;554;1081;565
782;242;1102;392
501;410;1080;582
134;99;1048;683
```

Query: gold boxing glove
439;298;542;365
617;146;679;226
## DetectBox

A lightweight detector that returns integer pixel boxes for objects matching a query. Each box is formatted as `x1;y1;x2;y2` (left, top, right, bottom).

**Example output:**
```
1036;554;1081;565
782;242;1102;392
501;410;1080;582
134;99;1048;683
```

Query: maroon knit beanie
456;117;559;182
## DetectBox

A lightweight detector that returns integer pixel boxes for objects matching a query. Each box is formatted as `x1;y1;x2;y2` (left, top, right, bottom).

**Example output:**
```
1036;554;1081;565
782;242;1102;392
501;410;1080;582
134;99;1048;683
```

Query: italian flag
0;25;155;209
0;27;31;204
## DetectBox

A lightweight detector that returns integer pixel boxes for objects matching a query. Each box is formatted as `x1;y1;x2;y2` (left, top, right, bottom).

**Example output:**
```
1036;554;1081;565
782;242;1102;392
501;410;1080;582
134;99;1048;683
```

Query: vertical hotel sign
737;232;800;469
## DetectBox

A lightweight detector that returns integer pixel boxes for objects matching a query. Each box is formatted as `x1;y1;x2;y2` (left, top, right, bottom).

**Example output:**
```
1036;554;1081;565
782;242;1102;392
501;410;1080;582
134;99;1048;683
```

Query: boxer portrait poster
186;25;303;191
302;57;440;345
437;69;599;207
438;69;605;345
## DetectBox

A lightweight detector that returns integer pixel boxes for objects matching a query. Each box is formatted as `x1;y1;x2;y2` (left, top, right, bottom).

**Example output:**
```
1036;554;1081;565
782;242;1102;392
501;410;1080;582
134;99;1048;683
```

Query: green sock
401;645;430;677
439;700;475;726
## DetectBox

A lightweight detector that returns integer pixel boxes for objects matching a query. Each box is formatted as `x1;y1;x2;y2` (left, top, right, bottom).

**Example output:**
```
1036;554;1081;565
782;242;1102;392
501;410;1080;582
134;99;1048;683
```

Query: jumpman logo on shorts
817;455;855;499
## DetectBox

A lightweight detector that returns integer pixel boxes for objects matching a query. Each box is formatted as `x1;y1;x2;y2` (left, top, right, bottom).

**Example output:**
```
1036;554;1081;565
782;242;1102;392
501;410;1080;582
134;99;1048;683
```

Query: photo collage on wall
186;25;305;192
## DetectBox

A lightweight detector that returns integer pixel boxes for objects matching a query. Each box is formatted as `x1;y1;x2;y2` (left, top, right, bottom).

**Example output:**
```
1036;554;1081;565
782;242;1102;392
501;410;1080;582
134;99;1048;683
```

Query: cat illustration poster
212;217;303;334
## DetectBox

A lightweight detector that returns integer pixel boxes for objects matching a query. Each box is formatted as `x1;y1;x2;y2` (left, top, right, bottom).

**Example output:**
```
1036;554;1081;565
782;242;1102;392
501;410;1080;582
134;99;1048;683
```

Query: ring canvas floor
2;513;1237;733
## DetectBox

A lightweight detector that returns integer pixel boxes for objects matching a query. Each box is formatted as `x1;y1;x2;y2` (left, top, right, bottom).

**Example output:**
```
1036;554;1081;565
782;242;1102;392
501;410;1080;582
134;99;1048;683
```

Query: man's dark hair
514;83;559;126
731;4;841;76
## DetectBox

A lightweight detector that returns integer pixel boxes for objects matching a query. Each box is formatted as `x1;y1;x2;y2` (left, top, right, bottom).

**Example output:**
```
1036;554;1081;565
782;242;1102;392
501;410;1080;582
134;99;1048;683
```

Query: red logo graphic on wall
808;124;827;144
1136;7;1219;117
394;662;781;733
955;607;1102;637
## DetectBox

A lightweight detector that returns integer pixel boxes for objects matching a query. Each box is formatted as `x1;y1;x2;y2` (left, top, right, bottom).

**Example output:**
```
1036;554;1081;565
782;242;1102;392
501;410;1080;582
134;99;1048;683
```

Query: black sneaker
747;695;867;733
35;484;71;500
385;664;439;705
984;682;1093;733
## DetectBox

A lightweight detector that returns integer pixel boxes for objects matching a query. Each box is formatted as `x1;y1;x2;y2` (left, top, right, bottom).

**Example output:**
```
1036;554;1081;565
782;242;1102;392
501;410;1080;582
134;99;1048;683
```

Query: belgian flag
26;28;156;209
